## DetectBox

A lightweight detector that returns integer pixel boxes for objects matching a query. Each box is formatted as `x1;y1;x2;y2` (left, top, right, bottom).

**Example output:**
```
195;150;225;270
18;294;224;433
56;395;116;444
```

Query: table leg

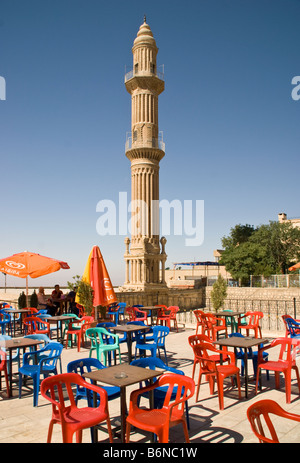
149;378;156;443
8;347;13;396
127;332;133;364
120;386;126;443
91;381;98;443
243;348;248;398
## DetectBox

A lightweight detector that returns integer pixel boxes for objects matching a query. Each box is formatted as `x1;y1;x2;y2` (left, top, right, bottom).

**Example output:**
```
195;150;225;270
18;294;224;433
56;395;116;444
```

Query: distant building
278;212;300;229
165;252;234;288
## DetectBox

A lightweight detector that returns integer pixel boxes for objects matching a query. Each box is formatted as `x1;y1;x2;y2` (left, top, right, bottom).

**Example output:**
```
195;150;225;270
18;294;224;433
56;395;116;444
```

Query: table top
142;306;164;310
43;314;75;321
4;309;31;313
113;324;151;333
0;337;42;349
83;363;165;388
214;337;270;348
216;311;245;317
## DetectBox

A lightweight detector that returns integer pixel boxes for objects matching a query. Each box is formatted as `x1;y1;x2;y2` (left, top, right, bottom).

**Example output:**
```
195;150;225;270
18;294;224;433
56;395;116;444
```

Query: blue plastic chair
107;302;126;325
134;325;169;364
67;357;120;404
0;334;20;373
283;317;300;339
130;357;190;430
127;320;155;343
0;310;11;335
2;306;20;335
19;341;63;406
229;333;269;379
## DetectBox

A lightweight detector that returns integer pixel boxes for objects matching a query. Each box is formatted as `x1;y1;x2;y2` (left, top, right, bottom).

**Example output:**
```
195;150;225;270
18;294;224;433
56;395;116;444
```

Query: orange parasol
0;251;70;304
80;245;117;308
289;262;300;271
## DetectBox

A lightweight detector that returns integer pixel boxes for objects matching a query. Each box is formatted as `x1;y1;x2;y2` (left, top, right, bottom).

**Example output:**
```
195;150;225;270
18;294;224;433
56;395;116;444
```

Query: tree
220;221;300;284
211;275;227;312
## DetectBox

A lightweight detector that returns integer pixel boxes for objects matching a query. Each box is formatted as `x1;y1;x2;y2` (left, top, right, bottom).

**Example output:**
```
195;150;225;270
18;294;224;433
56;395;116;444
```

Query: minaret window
135;63;138;74
150;63;155;74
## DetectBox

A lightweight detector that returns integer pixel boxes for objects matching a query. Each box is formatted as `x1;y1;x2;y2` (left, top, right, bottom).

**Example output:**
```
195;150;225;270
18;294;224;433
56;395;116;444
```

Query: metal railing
125;132;165;152
205;297;299;332
250;274;300;288
124;66;164;83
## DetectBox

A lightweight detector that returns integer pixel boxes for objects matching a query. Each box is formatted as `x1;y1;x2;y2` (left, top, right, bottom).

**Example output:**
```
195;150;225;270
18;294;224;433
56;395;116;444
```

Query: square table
141;306;164;325
43;315;75;343
112;324;151;363
217;311;245;333
0;337;41;396
4;309;31;337
84;363;165;443
214;336;270;398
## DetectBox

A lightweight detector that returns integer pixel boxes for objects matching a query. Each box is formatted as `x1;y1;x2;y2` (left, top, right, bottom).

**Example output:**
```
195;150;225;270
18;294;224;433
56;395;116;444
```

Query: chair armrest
129;379;160;410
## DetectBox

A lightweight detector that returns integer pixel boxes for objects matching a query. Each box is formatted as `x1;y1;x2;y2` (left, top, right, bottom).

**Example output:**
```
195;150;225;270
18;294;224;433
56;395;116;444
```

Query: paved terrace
0;322;300;445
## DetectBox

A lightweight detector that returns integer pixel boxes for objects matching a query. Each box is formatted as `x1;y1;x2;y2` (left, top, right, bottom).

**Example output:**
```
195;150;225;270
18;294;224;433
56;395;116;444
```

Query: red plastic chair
126;307;135;321
0;349;10;397
188;334;229;380
157;306;179;332
193;342;241;410
126;373;195;443
76;304;86;318
255;337;300;404
193;309;206;335
23;316;51;337
65;316;94;351
238;311;263;338
202;313;228;341
133;307;148;324
247;399;300;443
40;372;113;443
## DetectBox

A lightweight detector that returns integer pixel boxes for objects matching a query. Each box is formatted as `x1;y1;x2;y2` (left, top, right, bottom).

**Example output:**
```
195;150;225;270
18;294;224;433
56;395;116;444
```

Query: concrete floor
1;322;300;446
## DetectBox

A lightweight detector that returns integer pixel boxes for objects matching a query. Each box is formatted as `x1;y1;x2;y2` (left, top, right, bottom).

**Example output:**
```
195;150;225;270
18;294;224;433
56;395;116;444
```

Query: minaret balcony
125;132;165;152
124;65;164;83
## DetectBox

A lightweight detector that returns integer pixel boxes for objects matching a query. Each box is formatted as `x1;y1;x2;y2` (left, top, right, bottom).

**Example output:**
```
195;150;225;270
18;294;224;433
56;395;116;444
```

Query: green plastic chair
86;327;121;366
223;309;238;332
61;314;81;347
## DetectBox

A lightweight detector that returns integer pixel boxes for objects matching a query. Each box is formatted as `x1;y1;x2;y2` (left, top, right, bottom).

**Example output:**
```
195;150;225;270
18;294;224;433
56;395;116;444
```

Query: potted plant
30;290;38;308
68;276;94;316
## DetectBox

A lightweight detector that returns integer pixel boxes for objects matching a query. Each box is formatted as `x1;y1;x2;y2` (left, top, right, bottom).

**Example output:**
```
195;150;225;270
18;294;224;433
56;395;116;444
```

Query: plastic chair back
282;316;300;338
247;399;300;443
40;372;113;443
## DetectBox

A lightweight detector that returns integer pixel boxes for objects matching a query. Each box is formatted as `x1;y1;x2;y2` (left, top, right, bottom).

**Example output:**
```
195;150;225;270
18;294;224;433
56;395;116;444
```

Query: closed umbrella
289;262;300;271
79;245;117;312
0;251;70;305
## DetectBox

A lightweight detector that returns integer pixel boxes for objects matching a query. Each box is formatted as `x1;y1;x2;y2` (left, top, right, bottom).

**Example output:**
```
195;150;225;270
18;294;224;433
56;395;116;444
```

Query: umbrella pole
26;276;29;307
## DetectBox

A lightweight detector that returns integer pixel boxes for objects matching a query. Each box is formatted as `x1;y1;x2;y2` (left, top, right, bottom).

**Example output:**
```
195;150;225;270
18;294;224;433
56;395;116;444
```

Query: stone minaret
124;18;167;290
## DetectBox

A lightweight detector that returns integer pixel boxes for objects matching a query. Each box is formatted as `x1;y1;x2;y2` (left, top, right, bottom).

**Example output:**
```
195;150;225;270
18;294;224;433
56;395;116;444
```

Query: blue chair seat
134;325;169;364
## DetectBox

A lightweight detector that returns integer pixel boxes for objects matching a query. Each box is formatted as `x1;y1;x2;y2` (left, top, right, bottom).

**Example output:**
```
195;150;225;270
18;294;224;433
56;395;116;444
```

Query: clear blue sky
0;0;299;288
